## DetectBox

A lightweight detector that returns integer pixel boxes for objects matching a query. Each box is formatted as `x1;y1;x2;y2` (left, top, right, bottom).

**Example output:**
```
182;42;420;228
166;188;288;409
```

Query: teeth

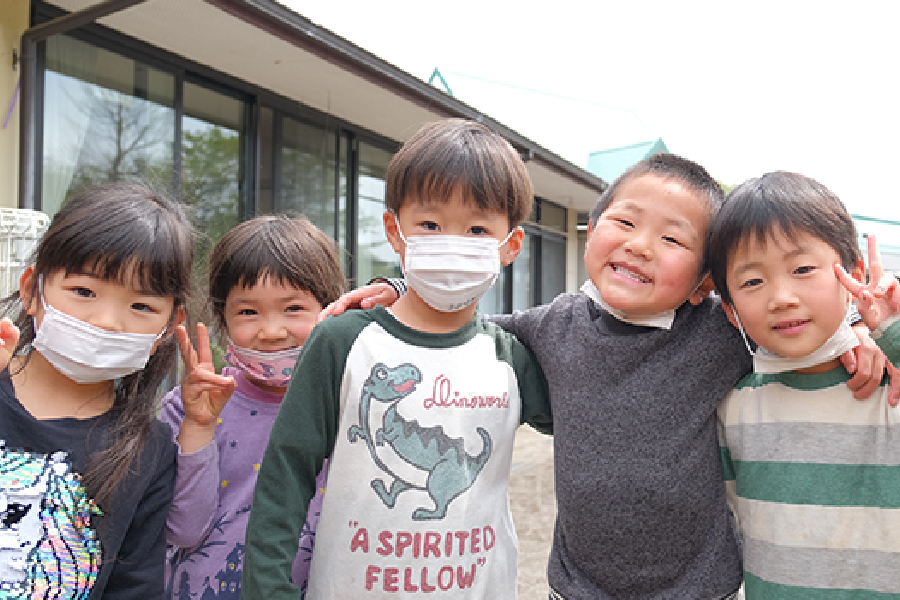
613;265;649;283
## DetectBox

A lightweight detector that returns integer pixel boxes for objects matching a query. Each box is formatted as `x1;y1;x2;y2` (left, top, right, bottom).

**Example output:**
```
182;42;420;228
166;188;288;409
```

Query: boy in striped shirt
709;171;900;599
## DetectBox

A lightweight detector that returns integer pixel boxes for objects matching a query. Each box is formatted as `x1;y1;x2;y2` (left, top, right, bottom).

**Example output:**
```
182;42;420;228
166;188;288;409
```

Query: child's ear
500;227;524;266
382;210;403;255
723;302;741;330
174;306;186;328
689;274;715;306
19;267;38;316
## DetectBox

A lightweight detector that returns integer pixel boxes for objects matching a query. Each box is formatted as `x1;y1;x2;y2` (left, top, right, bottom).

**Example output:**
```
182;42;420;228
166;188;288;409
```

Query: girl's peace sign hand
0;319;19;372
175;323;236;454
835;234;900;332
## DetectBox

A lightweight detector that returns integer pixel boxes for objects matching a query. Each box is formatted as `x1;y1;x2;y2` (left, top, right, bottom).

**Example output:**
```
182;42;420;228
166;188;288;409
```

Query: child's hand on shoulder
318;280;399;322
175;323;236;454
836;235;900;332
0;319;19;372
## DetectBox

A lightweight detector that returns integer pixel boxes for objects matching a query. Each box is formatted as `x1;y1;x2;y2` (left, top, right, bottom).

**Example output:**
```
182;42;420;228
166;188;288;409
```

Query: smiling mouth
612;264;650;283
773;319;809;331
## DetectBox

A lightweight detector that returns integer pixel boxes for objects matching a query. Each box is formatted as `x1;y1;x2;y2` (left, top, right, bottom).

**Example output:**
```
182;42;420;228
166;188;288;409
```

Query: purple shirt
161;367;327;599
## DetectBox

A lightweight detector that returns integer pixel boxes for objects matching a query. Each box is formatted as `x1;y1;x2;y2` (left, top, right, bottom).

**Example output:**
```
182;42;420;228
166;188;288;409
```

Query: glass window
512;232;534;311
42;34;175;215
478;268;507;316
280;116;336;238
541;233;566;303
337;132;351;274
258;106;275;214
180;81;245;271
355;142;397;287
539;200;567;232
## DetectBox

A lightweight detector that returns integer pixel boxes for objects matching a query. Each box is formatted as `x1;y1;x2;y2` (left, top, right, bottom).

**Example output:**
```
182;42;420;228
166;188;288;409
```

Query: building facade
1;0;608;312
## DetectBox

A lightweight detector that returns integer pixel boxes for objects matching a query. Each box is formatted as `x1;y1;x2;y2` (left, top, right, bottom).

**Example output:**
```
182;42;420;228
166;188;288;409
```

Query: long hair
4;182;194;508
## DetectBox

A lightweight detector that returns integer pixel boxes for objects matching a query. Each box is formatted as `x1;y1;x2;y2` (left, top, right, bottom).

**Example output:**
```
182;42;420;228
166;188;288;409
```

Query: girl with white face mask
159;215;346;599
0;182;193;597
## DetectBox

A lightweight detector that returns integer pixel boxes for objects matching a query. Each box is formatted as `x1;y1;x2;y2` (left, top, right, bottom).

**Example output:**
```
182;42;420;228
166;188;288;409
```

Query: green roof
586;138;669;182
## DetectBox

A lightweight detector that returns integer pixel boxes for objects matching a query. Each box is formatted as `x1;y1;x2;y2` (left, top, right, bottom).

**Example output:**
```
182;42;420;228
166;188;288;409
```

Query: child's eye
662;235;682;246
469;225;489;236
614;218;634;228
420;221;440;232
72;286;95;298
285;304;304;313
131;302;157;313
237;308;258;316
795;265;815;275
740;278;763;289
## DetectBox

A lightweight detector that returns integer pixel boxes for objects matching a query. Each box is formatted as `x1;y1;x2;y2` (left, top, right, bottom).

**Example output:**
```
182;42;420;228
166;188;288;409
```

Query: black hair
208;214;347;335
588;153;724;227
3;182;194;508
707;171;860;306
385;119;534;229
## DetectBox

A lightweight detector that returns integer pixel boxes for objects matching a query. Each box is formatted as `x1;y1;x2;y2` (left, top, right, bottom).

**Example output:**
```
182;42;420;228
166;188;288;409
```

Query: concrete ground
509;425;555;600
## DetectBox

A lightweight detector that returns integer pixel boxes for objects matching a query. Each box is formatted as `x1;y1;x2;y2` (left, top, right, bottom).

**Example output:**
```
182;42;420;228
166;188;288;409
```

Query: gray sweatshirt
490;293;750;599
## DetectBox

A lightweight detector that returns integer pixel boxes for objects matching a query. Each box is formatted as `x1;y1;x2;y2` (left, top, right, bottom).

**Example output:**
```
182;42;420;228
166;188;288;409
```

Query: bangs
34;195;192;301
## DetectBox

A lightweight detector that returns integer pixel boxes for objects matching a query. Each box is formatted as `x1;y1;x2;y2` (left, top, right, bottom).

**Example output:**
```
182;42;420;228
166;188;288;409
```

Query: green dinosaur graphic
348;363;492;521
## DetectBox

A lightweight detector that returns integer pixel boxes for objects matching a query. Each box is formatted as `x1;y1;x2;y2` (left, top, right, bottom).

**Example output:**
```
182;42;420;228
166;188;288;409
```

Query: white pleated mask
397;217;512;313
32;277;166;384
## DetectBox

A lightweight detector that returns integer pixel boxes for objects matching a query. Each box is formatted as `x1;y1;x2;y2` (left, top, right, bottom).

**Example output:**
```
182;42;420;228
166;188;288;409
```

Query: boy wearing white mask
242;118;552;599
708;171;900;598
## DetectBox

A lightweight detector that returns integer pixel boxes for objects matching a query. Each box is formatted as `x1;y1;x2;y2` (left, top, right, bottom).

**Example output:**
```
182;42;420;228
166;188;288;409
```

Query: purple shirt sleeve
159;387;221;549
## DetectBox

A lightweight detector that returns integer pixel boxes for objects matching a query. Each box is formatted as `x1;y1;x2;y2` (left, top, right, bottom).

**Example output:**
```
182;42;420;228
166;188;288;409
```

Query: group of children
0;117;896;599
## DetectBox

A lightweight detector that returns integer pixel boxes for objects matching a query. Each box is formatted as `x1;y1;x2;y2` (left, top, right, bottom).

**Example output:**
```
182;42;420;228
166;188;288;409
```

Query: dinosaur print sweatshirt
242;306;552;599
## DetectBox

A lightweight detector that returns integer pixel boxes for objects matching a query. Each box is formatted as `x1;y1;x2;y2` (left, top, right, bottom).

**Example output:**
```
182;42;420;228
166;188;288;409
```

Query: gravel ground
508;425;745;600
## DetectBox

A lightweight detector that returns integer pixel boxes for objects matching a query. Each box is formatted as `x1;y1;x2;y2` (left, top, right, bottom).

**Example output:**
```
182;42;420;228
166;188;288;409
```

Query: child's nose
258;320;287;339
624;231;652;259
768;283;799;309
87;308;125;332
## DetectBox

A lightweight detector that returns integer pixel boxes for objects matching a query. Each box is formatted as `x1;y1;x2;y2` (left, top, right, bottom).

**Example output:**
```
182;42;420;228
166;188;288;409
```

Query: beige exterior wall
0;1;29;209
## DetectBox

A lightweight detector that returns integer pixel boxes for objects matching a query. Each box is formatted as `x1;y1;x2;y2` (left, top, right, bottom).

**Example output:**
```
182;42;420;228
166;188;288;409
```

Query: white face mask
580;279;677;330
225;340;301;388
31;278;166;384
731;305;859;374
396;217;512;313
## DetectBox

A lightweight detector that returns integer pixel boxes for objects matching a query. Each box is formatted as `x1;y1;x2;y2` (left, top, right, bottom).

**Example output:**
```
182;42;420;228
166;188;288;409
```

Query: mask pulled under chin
732;307;859;375
580;280;675;330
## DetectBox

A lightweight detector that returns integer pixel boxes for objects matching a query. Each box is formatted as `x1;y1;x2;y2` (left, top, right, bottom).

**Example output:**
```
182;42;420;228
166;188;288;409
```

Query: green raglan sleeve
513;339;553;435
873;313;900;367
483;320;552;435
242;314;360;598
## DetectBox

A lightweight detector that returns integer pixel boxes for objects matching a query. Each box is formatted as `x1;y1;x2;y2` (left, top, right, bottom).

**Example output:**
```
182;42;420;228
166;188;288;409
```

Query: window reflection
280;117;336;238
355;143;398;287
180;82;244;269
42;35;175;215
